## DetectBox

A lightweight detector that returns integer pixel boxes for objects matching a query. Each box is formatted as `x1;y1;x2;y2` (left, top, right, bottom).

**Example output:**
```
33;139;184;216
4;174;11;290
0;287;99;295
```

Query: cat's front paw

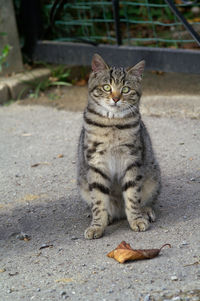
129;217;149;232
84;226;104;239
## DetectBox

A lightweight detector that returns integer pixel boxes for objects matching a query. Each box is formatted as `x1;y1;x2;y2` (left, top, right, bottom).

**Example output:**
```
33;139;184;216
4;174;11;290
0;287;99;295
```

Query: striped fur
77;54;161;239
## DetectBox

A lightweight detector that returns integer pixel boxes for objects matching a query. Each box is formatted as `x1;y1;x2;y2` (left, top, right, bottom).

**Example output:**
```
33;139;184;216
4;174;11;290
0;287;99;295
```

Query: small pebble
171;275;178;281
172;297;181;301
60;291;67;296
181;241;188;246
16;232;30;240
71;236;78;240
37;288;41;292
144;294;151;301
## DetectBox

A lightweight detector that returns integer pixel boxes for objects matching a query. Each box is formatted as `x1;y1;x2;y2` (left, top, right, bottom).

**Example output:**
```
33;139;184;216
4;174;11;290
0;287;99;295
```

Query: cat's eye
122;86;130;94
103;84;111;92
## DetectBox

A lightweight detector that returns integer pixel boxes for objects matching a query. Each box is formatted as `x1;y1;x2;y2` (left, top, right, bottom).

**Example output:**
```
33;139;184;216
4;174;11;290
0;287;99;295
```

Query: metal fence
43;0;200;48
18;0;200;73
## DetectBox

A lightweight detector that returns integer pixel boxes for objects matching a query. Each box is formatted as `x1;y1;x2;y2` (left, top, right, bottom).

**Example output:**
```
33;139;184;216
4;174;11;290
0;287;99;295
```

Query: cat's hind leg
142;206;156;222
140;175;161;222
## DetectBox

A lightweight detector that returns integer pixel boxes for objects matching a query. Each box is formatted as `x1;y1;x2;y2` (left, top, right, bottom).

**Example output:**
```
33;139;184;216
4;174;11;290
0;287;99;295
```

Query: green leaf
50;81;71;86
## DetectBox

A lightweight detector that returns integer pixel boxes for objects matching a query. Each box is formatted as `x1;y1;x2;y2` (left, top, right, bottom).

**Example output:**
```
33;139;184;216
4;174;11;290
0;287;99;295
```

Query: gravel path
0;104;199;301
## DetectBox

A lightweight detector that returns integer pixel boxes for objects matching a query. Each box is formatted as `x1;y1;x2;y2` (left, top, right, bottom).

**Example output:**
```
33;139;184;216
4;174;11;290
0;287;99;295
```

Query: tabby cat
77;54;161;239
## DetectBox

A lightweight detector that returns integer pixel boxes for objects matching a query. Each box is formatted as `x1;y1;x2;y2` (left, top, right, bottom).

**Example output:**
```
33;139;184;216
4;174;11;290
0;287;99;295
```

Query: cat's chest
105;127;134;150
101;129;138;177
87;126;138;154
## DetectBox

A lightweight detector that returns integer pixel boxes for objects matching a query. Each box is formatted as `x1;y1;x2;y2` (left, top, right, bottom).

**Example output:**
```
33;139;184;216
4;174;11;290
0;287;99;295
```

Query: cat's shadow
0;174;198;252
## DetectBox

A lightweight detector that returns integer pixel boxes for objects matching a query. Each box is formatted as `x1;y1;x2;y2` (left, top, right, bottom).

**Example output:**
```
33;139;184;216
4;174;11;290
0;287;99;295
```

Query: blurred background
0;0;200;104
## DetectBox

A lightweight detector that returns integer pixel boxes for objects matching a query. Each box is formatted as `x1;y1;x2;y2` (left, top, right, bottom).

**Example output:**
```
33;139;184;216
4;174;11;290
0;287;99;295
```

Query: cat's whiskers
123;102;139;116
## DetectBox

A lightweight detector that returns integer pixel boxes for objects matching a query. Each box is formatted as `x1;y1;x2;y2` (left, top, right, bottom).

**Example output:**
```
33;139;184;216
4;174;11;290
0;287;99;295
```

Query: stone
144;294;151;301
0;83;9;103
60;291;67;296
171;275;178;281
0;68;51;103
71;236;78;240
172;297;181;301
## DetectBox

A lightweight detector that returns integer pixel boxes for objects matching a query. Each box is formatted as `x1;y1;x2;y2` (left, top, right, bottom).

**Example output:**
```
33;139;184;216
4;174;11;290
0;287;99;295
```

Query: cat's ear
127;60;145;79
91;54;109;72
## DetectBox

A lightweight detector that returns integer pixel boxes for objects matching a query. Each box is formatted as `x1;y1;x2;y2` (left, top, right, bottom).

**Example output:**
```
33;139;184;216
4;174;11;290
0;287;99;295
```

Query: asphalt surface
0;102;200;301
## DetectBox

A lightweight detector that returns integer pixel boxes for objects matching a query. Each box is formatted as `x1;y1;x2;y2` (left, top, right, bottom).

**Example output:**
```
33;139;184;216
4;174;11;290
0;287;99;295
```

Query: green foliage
3;99;15;106
0;42;11;73
24;65;71;99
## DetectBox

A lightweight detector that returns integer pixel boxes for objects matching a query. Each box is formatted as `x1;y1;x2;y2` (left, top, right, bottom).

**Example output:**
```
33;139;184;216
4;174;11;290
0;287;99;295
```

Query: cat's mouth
109;99;121;107
110;102;118;107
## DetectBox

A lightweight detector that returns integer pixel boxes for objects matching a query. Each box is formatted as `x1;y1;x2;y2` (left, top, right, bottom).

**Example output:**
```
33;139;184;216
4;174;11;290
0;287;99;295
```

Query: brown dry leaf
189;18;200;23
18;194;40;202
49;76;59;82
31;162;50;167
0;268;6;273
184;261;200;267
151;70;164;75
21;133;32;137
39;243;53;250
55;278;73;283
75;79;87;86
175;0;182;4
107;241;171;264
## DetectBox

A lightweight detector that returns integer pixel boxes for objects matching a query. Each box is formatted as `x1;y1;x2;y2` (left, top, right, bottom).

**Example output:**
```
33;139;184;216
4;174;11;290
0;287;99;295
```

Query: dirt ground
17;71;200;112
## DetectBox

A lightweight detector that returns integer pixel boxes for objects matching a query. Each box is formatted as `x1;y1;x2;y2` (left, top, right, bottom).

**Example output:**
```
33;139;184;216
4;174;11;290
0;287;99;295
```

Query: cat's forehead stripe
109;67;126;85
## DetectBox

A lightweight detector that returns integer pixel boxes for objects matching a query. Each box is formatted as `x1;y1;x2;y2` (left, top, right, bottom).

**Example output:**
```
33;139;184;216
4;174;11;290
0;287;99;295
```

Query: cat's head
88;54;145;116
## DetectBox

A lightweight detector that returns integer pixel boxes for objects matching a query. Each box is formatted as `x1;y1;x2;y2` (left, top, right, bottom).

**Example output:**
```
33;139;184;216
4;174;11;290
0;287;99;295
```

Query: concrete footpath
0;92;200;300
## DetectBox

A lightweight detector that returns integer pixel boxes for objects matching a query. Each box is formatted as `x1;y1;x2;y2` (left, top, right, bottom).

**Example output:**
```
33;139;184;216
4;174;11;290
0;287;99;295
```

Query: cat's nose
112;96;120;103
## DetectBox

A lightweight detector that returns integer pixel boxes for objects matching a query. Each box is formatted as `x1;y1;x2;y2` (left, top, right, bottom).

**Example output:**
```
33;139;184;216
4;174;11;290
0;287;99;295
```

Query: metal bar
20;0;43;60
165;0;200;46
34;41;200;74
112;0;122;45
